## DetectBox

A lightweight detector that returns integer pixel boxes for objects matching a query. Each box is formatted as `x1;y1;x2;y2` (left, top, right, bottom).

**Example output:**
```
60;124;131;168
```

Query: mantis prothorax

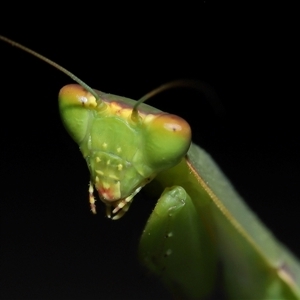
1;35;299;299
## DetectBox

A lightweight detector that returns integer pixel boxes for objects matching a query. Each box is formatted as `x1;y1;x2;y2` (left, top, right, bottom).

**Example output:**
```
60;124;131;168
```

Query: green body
141;144;300;298
2;34;299;299
59;84;300;299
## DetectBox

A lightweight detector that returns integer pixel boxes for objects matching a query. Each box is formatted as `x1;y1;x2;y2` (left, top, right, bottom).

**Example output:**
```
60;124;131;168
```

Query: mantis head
0;35;191;220
59;84;191;219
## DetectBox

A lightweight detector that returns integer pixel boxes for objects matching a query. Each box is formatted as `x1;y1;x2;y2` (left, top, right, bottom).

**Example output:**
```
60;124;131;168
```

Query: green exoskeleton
59;84;191;220
1;35;300;299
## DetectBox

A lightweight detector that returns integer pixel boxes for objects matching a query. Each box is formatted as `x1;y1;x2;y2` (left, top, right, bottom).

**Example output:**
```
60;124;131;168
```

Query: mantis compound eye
144;113;192;170
58;84;98;143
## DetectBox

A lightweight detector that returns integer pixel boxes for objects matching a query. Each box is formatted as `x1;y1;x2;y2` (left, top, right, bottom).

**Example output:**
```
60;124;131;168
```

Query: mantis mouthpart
1;35;300;299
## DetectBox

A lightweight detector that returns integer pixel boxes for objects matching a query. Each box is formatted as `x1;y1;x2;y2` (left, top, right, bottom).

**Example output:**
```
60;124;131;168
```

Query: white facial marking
103;182;110;189
96;170;104;176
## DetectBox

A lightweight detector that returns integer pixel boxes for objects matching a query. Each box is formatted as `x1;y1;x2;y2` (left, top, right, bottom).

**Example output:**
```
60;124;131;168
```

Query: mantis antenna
132;79;224;121
0;35;99;100
0;35;222;123
0;35;223;121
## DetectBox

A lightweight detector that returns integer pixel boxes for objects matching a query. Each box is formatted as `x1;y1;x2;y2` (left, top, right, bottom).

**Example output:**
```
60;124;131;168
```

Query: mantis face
58;84;191;219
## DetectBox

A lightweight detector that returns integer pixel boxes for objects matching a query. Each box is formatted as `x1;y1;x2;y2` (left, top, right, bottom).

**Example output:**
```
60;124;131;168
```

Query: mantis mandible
1;35;299;299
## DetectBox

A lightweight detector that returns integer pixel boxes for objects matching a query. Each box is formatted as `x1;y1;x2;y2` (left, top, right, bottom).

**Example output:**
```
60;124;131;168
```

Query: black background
1;3;299;299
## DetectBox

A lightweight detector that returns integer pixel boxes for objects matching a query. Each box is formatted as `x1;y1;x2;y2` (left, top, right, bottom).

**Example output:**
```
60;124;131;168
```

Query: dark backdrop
1;3;299;299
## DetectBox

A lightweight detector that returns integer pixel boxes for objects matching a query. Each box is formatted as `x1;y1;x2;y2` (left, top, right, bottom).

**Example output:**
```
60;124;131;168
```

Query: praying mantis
0;34;299;299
